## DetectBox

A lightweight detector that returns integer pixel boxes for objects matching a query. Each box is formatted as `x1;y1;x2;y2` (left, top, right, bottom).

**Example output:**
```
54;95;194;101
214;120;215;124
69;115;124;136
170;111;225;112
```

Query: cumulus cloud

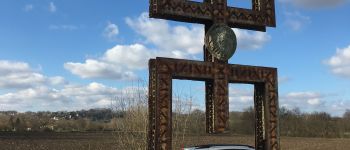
233;29;271;50
280;92;325;111
126;13;204;55
68;13;270;80
64;44;154;80
0;60;66;89
103;22;119;41
284;11;311;31
65;13;271;80
280;0;347;8
280;91;350;116
0;82;124;111
324;45;350;78
228;87;334;114
49;2;56;13
229;88;327;113
0;60;148;111
127;13;270;52
229;86;254;111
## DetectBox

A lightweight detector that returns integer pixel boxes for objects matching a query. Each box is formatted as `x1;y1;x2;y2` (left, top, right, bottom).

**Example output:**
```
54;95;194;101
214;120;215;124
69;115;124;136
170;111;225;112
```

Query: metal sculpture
147;0;279;150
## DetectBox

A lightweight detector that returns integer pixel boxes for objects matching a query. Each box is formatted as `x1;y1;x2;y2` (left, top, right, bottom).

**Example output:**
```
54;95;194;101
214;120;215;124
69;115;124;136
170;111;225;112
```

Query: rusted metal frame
149;0;274;31
154;59;173;150
148;60;157;150
148;57;279;150
204;23;216;133
254;83;266;150
212;62;229;132
265;0;276;27
228;64;279;150
264;69;279;150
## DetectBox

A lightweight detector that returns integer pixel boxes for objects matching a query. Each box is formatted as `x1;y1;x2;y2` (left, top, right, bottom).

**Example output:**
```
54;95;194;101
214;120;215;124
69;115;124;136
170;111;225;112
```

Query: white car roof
184;144;255;150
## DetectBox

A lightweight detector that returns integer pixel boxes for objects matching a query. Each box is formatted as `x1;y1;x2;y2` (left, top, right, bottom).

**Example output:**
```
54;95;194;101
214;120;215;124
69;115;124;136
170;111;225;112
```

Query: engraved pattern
266;69;279;150
254;83;266;150
148;58;279;150
148;60;157;150
157;73;172;150
150;0;275;31
212;63;229;132
205;81;215;133
204;24;216;133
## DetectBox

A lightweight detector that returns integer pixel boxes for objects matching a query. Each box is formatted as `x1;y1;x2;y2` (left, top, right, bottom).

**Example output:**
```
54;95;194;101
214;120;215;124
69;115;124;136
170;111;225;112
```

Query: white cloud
307;98;321;105
126;13;204;56
228;88;350;116
280;0;347;8
281;91;350;116
325;45;350;78
49;25;78;30
24;4;34;12
0;60;66;89
0;82;123;111
284;11;311;31
229;86;254;111
280;92;324;111
0;60;148;111
126;13;270;53
49;76;67;85
49;2;56;13
65;13;271;81
103;22;119;41
233;29;271;50
64;44;154;80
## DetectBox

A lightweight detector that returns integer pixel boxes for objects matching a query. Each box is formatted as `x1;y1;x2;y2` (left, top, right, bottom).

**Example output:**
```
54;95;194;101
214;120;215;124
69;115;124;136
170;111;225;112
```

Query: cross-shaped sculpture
150;0;275;133
148;0;278;150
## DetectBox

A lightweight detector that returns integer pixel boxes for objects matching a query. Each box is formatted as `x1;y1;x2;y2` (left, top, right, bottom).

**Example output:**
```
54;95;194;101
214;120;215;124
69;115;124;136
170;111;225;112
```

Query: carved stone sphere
205;24;237;61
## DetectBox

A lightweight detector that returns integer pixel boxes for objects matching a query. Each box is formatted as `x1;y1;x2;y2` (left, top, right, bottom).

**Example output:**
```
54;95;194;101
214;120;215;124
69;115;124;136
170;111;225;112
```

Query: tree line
172;107;350;138
1;107;350;138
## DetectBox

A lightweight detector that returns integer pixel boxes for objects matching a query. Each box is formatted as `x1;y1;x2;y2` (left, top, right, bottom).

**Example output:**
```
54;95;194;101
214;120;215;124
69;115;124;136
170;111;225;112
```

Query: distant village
0;108;121;132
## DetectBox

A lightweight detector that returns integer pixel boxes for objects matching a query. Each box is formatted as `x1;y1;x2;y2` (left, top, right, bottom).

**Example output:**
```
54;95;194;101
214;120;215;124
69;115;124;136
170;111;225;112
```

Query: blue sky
1;0;350;116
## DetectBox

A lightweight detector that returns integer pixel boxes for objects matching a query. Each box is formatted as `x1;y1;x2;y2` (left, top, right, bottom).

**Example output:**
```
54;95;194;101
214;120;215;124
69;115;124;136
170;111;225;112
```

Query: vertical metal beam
212;0;228;23
148;59;157;150
265;69;279;150
204;21;215;133
254;83;266;150
156;72;172;150
213;63;229;133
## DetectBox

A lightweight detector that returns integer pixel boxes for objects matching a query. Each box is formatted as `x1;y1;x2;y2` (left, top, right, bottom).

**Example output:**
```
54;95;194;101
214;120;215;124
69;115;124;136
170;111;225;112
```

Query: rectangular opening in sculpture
172;79;205;149
228;84;255;137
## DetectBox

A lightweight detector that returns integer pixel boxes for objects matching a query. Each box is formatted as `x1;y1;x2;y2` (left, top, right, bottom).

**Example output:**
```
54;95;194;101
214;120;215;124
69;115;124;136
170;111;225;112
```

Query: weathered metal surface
148;57;279;150
205;24;237;61
213;62;229;132
148;60;157;150
254;83;266;150
149;0;276;31
266;69;279;150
